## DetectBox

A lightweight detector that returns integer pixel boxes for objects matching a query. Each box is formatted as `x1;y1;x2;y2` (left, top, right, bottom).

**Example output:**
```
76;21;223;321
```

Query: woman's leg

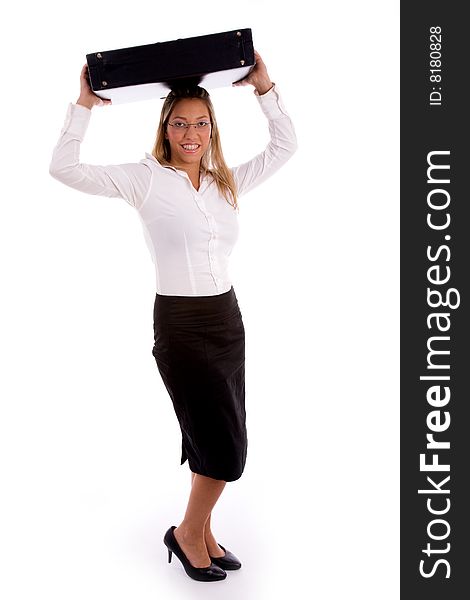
173;472;226;568
190;472;225;558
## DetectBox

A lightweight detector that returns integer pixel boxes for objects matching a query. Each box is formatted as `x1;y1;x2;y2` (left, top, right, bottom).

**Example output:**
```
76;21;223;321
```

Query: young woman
49;49;297;582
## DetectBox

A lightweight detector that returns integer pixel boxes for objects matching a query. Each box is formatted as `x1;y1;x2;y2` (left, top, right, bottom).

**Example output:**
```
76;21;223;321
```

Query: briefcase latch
236;30;247;67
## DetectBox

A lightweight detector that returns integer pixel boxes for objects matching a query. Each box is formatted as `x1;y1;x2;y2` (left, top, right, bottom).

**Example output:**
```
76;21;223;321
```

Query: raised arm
231;51;298;197
49;64;152;209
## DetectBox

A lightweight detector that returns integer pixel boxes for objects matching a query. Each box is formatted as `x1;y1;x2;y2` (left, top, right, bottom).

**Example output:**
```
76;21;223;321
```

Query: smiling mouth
180;144;201;153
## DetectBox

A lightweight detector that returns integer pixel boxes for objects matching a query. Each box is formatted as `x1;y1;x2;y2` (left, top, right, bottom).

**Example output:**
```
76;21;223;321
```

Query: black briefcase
86;28;255;104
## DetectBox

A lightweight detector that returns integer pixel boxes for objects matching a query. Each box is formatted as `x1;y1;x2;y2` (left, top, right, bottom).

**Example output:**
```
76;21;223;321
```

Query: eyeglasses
167;121;212;131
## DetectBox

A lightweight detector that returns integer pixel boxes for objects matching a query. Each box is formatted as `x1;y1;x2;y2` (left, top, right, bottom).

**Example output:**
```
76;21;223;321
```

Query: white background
0;1;399;598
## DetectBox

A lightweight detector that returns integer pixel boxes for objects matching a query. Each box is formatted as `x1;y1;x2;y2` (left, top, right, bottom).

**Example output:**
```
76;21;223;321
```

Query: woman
49;49;297;582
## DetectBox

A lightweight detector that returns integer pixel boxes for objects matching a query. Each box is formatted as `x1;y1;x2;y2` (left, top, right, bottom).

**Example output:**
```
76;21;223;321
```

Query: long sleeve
49;103;152;209
231;84;297;197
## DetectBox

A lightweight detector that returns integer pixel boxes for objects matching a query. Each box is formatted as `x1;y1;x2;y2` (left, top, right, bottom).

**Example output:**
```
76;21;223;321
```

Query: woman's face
165;98;212;169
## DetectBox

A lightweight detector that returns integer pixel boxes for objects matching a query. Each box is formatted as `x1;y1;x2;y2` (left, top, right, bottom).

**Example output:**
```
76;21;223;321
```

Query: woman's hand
232;50;273;95
76;64;112;109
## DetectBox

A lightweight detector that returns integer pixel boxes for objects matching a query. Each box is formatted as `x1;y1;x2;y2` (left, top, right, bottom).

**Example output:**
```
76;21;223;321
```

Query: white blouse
49;84;297;296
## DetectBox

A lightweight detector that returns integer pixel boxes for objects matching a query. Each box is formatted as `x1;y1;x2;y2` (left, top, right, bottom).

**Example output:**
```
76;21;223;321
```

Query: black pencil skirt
152;286;247;482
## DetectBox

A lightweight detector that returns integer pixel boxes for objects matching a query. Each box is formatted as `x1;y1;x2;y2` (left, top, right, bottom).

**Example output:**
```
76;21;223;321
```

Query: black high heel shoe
163;526;227;582
210;544;242;570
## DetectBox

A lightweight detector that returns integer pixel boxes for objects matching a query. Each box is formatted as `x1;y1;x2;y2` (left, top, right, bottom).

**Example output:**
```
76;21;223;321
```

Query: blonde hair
151;86;238;211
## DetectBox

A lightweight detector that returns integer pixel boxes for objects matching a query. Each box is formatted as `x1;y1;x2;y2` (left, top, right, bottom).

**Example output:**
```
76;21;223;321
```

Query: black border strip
401;3;469;597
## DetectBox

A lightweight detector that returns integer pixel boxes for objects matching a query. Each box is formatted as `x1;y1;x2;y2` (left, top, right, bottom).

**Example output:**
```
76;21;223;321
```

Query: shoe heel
168;548;173;563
